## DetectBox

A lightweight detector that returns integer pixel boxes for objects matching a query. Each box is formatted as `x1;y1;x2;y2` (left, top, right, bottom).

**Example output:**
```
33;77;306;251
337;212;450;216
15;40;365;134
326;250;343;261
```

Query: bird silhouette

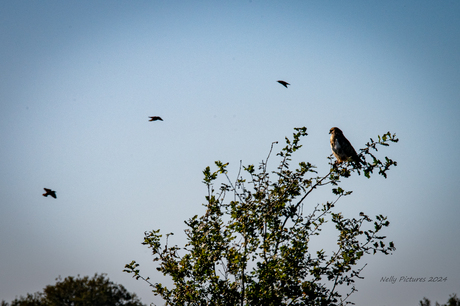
149;116;163;121
329;127;362;168
43;188;57;199
277;80;290;88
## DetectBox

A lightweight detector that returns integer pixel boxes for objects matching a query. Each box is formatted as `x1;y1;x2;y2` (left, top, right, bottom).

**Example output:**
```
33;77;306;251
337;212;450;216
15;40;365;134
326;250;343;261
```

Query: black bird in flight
149;116;163;121
43;188;57;199
277;80;290;88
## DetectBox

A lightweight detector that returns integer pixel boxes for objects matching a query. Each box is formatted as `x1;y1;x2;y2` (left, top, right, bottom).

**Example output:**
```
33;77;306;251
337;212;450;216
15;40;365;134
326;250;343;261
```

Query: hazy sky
1;1;459;305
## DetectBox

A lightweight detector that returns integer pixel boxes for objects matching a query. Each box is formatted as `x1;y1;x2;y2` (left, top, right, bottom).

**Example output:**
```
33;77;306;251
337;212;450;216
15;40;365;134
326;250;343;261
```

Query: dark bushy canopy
2;273;145;306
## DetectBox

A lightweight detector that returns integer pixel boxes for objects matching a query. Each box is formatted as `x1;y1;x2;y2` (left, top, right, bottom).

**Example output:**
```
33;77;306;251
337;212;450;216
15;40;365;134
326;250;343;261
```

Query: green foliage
125;127;398;305
421;294;460;306
2;293;44;306
2;273;145;306
420;297;431;306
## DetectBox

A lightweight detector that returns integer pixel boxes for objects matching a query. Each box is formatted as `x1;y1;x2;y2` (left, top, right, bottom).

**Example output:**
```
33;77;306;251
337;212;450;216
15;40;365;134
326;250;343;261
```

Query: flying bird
149;116;163;121
277;80;290;88
329;127;362;168
43;188;57;199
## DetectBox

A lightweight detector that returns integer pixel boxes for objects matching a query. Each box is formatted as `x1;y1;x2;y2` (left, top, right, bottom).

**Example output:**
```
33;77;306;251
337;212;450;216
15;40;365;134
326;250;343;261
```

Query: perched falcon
43;188;57;198
149;116;163;121
277;80;290;88
329;127;362;167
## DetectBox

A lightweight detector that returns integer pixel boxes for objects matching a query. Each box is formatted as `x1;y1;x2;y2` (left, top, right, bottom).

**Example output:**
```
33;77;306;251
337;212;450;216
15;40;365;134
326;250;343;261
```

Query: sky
1;1;459;305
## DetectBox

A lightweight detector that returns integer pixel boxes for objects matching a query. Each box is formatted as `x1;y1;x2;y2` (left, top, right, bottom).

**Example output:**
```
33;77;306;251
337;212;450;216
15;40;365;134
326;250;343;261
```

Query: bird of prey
277;80;290;88
149;116;163;121
329;127;362;167
43;188;57;198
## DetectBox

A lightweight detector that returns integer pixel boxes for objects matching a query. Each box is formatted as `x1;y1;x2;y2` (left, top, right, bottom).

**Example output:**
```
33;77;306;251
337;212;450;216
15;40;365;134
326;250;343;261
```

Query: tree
420;297;431;306
125;127;398;305
445;294;460;306
2;273;145;306
421;294;460;306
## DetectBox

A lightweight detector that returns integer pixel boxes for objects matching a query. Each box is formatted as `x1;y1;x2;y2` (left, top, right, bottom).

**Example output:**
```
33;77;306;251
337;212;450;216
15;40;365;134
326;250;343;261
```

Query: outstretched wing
277;80;290;88
43;188;57;198
149;116;163;121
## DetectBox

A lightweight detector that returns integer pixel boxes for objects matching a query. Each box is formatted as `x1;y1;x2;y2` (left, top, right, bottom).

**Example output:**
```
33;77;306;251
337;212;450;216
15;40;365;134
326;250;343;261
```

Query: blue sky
1;1;459;305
